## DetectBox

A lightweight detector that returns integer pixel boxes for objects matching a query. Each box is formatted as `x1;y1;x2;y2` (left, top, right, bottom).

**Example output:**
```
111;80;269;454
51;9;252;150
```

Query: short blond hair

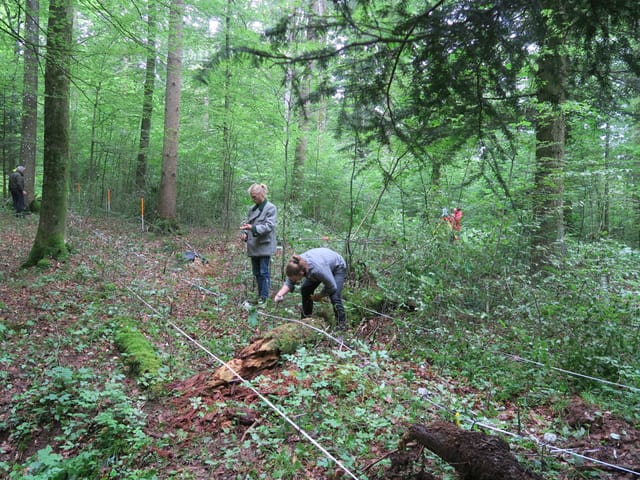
248;183;268;196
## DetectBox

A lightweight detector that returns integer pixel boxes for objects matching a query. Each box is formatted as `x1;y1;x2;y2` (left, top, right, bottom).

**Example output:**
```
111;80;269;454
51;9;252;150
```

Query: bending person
274;248;347;330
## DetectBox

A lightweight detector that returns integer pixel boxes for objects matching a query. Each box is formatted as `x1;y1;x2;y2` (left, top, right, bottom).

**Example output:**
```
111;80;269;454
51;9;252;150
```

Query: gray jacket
285;248;347;295
244;200;277;257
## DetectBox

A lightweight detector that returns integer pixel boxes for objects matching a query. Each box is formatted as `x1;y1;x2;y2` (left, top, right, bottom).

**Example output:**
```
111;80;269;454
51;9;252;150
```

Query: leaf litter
0;211;638;479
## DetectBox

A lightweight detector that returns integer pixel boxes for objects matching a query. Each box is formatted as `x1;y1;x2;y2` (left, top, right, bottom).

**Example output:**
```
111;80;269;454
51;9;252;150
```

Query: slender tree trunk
135;1;157;195
221;4;233;232
26;0;72;266
602;122;610;234
88;84;100;189
634;165;640;249
291;76;309;202
157;0;183;226
291;0;322;204
20;0;39;207
531;0;567;271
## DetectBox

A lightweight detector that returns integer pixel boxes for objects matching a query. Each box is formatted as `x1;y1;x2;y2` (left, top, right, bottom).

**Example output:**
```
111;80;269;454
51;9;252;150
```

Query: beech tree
19;0;39;207
135;0;157;195
26;0;72;266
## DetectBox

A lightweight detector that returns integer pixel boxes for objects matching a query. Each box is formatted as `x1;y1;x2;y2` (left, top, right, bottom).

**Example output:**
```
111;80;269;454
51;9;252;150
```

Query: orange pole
141;197;145;231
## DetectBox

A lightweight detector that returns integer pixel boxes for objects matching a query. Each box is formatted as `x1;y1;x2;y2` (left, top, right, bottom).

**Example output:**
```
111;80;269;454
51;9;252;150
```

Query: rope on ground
183;278;222;296
499;351;640;393
344;300;396;321
256;310;356;352
169;272;638;477
256;297;639;476
345;300;639;394
125;286;362;480
181;278;354;350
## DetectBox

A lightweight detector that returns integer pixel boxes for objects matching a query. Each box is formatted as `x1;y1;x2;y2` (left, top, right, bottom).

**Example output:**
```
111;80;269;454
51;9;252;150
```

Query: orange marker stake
107;189;111;214
140;197;145;231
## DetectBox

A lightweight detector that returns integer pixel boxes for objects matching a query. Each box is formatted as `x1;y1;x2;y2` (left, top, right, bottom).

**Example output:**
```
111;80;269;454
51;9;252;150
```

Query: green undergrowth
371;235;640;426
2;212;639;479
1;366;152;479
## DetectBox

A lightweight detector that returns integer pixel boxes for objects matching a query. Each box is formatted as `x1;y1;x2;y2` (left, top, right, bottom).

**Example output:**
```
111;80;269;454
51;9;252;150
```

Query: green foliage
373;234;640;422
5;367;150;479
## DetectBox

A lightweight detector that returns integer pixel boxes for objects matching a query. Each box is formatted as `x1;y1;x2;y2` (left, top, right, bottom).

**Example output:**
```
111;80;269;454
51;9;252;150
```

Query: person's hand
274;294;284;303
240;224;251;231
310;294;324;302
240;232;248;242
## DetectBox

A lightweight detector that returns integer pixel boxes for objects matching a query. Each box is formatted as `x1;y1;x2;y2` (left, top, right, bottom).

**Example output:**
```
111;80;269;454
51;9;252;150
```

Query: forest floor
0;209;638;479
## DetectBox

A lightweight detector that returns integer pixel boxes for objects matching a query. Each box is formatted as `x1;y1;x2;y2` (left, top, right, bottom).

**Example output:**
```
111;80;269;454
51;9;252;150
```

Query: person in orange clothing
451;207;462;232
442;206;462;240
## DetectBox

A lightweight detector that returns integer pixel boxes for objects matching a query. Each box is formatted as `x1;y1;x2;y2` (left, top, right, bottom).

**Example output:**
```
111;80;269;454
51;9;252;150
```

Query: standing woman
274;247;347;330
240;183;277;303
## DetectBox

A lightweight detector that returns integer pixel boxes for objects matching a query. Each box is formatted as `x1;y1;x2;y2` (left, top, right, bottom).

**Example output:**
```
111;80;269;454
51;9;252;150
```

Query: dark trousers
300;268;346;325
11;190;25;215
251;256;271;300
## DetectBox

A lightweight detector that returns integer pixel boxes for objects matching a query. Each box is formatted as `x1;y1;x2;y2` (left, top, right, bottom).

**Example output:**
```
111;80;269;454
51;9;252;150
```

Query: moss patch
114;320;162;388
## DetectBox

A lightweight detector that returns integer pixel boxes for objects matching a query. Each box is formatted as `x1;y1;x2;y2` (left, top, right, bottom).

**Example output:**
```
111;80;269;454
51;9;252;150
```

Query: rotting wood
402;421;544;480
204;316;326;389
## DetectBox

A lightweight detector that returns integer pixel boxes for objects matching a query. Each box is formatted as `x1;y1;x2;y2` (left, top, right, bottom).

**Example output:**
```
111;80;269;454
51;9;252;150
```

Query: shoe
257;298;267;306
335;321;347;331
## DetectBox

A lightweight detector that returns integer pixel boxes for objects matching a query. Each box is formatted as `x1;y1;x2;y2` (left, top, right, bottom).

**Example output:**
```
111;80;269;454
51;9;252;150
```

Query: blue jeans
251;256;271;300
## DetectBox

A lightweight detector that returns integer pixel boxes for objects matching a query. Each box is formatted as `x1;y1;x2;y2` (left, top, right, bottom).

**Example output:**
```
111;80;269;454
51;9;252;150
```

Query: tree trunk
220;3;234;232
20;0;39;207
402;421;543;480
135;0;157;195
531;0;567;271
26;0;72;266
291;86;309;202
157;0;184;226
602;122;610;235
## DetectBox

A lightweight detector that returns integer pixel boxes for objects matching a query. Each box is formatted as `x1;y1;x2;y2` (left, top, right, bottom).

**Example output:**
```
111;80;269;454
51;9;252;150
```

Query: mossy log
204;316;326;389
403;421;543;480
115;321;162;386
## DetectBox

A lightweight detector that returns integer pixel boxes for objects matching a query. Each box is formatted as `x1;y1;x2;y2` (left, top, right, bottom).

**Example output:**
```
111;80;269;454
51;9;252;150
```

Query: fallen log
403;421;544;480
204;316;326;389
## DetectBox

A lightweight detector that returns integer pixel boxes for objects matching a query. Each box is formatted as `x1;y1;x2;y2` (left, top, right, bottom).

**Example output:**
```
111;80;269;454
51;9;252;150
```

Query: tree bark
220;1;234;232
403;421;543;480
158;0;184;225
26;0;72;266
531;0;568;271
20;0;39;207
135;0;157;195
